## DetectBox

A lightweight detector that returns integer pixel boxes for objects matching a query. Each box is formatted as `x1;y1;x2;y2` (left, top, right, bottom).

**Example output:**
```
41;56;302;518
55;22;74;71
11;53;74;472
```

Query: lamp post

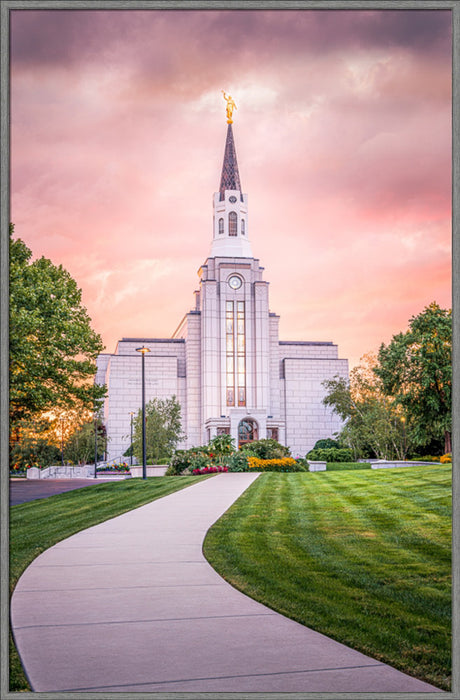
136;347;151;479
60;418;64;466
94;414;98;479
129;412;135;466
401;415;406;459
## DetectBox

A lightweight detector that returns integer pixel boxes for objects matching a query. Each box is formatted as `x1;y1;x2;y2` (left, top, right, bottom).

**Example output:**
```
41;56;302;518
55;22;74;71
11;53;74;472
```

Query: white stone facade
97;124;348;460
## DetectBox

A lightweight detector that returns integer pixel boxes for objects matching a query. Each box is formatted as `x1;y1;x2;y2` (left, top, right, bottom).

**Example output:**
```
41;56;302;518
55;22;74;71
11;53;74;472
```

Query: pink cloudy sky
10;8;452;369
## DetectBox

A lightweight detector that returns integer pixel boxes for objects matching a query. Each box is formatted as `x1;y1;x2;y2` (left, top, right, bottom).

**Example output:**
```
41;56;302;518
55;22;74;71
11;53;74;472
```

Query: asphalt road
9;478;114;506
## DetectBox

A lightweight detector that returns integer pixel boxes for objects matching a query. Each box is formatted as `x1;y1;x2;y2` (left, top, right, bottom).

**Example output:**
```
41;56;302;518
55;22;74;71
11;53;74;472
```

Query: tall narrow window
218;217;224;235
229;211;237;236
226;301;235;406
236;301;246;406
226;300;246;407
241;219;245;235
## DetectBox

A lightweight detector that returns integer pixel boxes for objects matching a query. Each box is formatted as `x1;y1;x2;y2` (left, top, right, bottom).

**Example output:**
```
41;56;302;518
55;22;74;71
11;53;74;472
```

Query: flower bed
192;465;228;475
247;457;305;472
96;462;130;472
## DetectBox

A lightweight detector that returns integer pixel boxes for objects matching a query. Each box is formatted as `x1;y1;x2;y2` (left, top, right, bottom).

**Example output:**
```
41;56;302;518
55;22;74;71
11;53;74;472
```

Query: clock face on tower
228;275;242;290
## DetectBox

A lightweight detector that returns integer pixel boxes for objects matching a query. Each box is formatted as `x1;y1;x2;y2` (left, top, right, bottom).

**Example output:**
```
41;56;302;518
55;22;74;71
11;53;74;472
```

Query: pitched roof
219;123;242;200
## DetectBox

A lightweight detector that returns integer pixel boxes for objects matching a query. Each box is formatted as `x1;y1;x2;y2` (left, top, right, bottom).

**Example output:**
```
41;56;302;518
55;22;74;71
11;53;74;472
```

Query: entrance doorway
238;418;258;448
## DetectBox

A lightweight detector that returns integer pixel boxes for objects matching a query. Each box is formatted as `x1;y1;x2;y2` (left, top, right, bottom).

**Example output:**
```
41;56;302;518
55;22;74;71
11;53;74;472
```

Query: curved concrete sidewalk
11;473;440;693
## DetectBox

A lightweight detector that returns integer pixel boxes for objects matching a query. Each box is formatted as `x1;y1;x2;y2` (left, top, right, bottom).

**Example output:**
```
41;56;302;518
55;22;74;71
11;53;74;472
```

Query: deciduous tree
132;396;184;464
323;353;412;460
65;419;107;465
9;226;106;429
375;302;451;453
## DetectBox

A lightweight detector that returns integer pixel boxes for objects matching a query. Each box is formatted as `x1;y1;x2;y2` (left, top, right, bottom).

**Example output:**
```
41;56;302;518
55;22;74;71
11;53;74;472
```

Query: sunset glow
10;8;452;368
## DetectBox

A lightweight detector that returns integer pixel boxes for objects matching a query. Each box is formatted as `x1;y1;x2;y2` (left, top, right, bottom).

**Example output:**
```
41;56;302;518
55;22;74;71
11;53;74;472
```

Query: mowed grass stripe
9;475;211;691
203;467;451;690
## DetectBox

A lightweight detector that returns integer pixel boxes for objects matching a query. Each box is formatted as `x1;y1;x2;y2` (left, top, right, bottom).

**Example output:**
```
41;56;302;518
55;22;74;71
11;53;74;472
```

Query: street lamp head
136;346;151;355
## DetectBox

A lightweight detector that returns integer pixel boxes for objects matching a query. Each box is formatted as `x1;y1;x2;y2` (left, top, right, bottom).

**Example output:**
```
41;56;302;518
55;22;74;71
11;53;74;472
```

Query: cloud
10;8;452;366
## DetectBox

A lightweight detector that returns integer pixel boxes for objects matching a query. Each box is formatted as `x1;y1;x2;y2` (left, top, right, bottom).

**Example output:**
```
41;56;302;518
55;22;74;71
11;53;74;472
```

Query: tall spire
219;123;242;201
210;94;252;258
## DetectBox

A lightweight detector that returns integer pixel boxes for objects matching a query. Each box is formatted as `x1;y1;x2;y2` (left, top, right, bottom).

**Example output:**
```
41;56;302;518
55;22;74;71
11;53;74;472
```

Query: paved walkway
11;473;440;693
10;478;116;506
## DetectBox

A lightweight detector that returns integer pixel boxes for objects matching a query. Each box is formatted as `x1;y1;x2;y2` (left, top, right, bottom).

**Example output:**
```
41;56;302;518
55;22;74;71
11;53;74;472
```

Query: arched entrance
238;418;258;448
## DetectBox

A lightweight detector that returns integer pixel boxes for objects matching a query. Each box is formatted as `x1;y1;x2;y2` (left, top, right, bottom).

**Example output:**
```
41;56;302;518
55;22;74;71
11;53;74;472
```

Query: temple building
96;107;348;461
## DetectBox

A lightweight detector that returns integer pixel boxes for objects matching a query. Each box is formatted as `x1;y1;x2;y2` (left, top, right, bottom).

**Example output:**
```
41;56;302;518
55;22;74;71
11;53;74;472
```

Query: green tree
375;302;451;454
9;225;106;429
323;353;412;460
65;420;107;465
132;396;183;464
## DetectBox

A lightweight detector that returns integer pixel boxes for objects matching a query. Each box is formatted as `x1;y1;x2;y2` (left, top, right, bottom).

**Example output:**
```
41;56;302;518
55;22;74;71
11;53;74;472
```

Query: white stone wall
269;314;281;419
183;312;202;448
102;341;186;460
282;357;348;457
95;354;110;387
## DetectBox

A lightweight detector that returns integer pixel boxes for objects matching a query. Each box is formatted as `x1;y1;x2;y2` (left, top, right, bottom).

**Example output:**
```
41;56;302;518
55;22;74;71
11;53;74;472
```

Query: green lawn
9;475;210;691
203;466;451;690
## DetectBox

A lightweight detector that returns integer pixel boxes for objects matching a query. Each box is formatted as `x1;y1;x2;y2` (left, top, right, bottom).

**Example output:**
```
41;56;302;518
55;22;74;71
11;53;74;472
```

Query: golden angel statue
222;91;237;124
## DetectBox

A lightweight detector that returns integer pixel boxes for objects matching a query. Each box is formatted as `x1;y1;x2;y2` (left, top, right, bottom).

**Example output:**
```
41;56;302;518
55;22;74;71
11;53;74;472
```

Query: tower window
226;300;246;407
241;219;245;235
218;217;224;235
229;211;237;236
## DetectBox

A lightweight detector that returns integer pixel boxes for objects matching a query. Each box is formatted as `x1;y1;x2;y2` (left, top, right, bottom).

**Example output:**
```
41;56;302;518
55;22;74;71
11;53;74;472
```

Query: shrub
166;450;190;475
241;439;291;459
226;452;249;472
306;447;353;463
10;439;61;471
247;457;305;472
440;453;452;464
166;446;213;475
313;438;341;450
189;453;212;471
208;434;236;462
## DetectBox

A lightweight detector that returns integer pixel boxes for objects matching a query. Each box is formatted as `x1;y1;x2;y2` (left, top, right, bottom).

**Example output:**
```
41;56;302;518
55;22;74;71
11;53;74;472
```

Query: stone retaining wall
27;465;96;479
130;465;168;478
307;461;327;472
370;460;441;469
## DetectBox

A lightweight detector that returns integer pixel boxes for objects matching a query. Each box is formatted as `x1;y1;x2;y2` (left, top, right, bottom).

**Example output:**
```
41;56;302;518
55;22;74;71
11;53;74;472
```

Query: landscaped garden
204;465;452;690
10;458;451;691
